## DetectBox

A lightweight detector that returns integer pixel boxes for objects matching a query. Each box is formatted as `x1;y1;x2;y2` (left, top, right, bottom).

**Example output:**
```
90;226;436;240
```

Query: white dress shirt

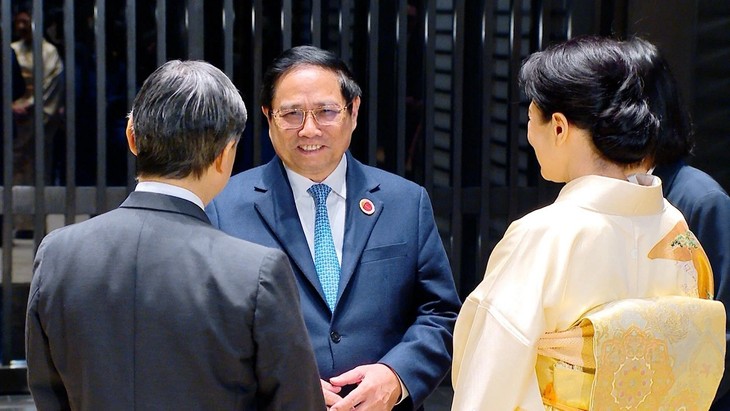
285;155;347;264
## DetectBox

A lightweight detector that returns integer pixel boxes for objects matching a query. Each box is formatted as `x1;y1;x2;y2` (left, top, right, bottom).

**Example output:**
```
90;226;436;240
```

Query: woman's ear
551;112;569;145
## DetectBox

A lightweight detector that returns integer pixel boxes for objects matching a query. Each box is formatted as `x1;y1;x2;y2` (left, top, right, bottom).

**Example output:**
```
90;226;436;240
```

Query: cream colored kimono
452;174;716;411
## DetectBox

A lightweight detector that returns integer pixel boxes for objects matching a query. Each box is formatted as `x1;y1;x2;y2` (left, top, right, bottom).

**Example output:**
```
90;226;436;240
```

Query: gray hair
131;60;247;179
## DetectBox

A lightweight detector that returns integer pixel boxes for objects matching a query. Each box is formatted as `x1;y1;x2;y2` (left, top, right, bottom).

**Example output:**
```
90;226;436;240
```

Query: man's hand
328;364;401;411
321;378;343;408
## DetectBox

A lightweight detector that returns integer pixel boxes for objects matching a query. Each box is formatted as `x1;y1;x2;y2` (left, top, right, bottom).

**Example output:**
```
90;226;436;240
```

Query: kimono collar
556;174;665;216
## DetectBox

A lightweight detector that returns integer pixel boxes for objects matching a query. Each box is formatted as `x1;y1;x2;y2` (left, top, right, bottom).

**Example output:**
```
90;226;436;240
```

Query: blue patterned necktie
308;183;340;312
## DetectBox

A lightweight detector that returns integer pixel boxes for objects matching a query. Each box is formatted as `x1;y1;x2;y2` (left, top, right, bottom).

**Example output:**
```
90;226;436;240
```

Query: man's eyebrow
277;100;343;109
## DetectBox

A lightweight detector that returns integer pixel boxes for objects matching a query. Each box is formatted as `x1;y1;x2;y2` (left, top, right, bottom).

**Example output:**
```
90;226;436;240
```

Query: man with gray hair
25;60;324;410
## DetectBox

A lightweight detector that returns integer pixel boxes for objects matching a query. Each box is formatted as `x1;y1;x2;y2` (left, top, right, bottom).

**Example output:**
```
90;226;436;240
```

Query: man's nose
299;111;321;136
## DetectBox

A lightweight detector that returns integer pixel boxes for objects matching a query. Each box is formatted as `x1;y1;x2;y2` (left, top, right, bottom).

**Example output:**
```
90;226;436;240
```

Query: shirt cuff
383;364;409;404
395;376;410;404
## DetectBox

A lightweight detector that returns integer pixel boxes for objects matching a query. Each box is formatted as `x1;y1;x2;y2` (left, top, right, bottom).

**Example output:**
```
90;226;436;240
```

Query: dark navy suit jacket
208;152;461;410
655;161;730;408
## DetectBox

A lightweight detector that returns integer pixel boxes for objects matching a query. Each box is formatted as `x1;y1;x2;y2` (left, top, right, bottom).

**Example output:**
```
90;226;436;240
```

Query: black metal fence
2;0;728;373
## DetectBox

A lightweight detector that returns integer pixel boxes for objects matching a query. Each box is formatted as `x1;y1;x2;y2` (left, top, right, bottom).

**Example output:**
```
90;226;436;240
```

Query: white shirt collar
284;154;348;201
135;181;206;210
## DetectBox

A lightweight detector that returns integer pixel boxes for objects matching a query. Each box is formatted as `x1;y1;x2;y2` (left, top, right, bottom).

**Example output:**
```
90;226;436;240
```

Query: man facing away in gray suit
25;60;325;410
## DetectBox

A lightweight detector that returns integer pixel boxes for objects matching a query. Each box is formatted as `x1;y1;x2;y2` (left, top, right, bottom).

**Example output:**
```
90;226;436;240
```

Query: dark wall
626;0;696;105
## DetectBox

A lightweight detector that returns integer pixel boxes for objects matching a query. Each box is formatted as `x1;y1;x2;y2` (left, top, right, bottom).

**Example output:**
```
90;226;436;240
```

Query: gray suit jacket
26;191;324;411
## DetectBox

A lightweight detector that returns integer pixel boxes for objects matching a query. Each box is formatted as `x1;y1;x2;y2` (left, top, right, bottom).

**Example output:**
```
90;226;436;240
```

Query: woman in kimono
451;35;720;410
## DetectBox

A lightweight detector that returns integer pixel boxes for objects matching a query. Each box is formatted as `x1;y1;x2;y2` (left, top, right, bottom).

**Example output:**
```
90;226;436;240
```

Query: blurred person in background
11;4;64;238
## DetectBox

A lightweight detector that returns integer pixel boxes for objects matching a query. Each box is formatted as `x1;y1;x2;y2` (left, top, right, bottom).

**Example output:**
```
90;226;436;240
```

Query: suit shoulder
41;208;125;243
207;228;287;262
229;164;267;184
357;162;424;194
225;164;267;189
666;165;730;208
673;165;728;194
213;164;267;204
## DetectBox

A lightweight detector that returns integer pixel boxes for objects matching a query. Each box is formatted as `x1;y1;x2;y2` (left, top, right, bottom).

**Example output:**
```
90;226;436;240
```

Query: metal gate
0;0;622;368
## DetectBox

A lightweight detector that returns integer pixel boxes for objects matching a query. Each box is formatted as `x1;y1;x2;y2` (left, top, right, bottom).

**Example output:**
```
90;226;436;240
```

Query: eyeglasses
271;103;352;130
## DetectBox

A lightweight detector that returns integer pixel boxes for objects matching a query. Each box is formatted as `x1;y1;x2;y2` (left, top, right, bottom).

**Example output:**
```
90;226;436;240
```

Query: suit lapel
254;159;325;302
254;155;383;311
339;154;382;301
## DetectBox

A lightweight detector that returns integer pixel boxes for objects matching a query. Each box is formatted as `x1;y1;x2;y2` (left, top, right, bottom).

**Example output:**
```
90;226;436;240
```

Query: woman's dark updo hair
519;35;659;165
620;37;694;165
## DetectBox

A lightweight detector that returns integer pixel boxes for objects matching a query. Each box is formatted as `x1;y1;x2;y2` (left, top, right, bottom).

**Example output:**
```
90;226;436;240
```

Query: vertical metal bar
126;0;137;189
367;0;378;166
311;0;321;47
395;0;407;177
423;0;435;194
1;0;13;365
96;0;107;212
507;0;523;222
536;0;555;205
537;0;549;50
479;0;495;273
253;0;263;165
340;0;352;66
187;0;204;60
156;0;167;66
32;0;45;247
65;0;77;225
224;0;235;78
282;0;292;50
451;0;465;294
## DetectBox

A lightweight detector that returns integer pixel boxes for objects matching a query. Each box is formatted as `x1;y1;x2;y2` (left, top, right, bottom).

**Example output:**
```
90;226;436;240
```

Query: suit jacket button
330;331;341;343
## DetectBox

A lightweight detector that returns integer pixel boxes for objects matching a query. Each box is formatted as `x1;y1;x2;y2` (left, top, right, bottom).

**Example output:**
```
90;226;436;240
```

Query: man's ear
126;117;138;156
261;106;271;122
214;140;237;173
551;112;569;146
262;106;277;142
349;96;361;131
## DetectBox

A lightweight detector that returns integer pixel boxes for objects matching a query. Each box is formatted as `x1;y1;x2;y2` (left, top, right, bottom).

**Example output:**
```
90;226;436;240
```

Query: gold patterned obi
536;296;725;410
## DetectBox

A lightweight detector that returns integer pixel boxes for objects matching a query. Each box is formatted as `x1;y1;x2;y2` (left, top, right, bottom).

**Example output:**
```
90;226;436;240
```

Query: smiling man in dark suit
207;46;461;411
25;60;324;410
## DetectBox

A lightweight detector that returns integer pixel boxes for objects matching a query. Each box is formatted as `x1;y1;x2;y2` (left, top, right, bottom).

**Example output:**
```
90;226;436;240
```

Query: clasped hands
322;363;402;411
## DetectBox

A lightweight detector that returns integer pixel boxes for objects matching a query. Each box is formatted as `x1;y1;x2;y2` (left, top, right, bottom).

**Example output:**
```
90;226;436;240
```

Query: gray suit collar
120;191;211;225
